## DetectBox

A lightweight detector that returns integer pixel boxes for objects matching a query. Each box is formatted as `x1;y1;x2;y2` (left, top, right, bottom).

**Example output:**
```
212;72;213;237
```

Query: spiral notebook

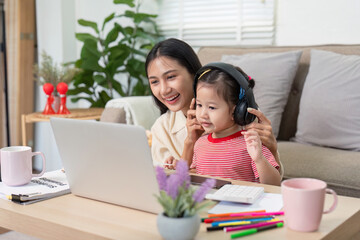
0;170;70;205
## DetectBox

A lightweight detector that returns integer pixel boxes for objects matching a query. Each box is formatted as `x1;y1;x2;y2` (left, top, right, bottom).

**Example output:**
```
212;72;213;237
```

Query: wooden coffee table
0;178;358;240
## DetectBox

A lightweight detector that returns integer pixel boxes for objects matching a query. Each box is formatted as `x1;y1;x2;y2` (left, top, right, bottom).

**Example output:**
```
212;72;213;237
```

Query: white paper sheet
208;193;283;214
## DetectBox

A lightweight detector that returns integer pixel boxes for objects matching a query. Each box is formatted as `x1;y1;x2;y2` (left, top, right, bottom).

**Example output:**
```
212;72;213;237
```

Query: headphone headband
194;62;257;106
194;62;250;92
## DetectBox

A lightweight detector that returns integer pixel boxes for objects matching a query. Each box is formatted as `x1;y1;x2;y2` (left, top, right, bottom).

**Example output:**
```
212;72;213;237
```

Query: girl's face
195;82;238;138
147;56;194;115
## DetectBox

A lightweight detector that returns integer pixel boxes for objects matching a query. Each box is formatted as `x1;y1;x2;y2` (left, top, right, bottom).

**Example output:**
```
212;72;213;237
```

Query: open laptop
50;118;162;214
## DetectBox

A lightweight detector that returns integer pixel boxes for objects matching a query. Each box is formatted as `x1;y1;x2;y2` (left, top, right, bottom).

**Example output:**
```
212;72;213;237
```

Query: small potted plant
34;51;79;113
155;160;216;240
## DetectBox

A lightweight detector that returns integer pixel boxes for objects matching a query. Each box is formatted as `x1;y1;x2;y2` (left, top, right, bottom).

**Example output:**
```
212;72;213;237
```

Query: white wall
276;0;360;46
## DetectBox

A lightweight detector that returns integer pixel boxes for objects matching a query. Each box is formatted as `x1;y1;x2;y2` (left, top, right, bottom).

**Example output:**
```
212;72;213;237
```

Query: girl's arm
181;98;204;166
243;130;281;186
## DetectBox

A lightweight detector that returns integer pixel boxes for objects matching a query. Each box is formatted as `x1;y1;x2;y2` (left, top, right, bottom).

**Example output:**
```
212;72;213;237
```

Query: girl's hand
163;156;177;170
245;108;278;157
186;98;204;144
243;130;263;162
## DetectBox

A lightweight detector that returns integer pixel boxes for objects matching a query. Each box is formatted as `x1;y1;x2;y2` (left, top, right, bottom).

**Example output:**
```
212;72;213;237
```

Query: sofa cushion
294;49;360;151
221;51;302;137
278;141;360;198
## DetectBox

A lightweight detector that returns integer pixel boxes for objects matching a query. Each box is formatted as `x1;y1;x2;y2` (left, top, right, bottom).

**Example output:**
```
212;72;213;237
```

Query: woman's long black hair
145;38;202;114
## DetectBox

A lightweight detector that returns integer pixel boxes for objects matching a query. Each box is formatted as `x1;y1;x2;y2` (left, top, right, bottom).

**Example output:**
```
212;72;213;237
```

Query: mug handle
323;188;338;214
31;152;46;177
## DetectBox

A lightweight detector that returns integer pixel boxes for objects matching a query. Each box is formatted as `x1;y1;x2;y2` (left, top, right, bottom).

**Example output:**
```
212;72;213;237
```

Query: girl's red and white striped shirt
191;130;279;182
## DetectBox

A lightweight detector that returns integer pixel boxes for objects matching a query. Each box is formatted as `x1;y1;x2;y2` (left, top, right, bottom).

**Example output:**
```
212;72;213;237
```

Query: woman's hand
181;98;204;166
185;98;204;144
245;108;278;158
163;156;177;170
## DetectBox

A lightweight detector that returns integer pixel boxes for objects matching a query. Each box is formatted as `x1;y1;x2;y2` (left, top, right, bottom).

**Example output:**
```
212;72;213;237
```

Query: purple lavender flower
155;166;167;191
175;160;190;189
166;174;182;199
192;178;216;203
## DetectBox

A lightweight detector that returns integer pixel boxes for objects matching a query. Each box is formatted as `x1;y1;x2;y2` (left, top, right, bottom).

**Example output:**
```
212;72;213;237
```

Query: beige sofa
101;45;360;198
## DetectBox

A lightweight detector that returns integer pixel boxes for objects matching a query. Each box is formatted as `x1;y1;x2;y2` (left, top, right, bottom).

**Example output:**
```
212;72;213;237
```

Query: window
156;0;276;47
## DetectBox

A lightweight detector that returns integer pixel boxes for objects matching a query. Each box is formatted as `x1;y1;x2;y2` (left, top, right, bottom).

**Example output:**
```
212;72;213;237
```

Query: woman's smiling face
147;56;194;115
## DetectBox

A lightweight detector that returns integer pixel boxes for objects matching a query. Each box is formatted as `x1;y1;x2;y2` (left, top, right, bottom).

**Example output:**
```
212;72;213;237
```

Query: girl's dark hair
145;38;202;114
197;66;255;107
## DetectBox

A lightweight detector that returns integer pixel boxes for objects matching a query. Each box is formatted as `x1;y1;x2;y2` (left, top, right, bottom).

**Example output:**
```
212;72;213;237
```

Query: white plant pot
157;213;201;240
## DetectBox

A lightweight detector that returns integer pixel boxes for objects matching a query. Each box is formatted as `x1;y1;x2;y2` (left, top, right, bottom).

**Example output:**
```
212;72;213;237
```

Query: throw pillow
221;51;302;137
294;49;360;151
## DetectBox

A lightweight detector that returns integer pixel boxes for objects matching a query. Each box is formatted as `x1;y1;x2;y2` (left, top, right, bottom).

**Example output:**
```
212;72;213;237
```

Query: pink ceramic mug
281;178;337;232
0;146;46;186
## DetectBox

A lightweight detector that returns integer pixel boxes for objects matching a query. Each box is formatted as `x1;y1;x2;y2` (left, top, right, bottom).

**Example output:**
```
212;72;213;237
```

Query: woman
145;38;280;172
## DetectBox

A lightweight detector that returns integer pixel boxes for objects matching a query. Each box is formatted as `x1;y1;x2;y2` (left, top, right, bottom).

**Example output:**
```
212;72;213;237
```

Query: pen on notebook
230;211;284;217
230;222;284;239
207;210;266;218
224;220;284;233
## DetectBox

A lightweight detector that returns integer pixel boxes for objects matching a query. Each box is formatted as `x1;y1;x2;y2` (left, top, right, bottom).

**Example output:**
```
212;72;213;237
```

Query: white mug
0;146;46;186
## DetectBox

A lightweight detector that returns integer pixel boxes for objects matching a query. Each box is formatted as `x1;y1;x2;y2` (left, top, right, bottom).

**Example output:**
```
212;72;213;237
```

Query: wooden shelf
21;108;104;146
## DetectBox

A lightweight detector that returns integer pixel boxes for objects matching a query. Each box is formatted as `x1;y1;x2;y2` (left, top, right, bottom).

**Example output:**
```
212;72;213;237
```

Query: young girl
190;63;281;185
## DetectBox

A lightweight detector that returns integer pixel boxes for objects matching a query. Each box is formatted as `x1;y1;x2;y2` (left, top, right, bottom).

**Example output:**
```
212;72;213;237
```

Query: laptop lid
50;117;162;214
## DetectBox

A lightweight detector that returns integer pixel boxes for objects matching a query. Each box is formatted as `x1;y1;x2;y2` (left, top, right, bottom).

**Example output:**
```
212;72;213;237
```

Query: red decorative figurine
42;83;55;114
57;82;70;114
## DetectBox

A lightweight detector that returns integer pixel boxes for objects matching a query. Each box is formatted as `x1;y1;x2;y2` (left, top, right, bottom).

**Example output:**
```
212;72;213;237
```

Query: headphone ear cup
234;98;257;126
244;109;257;125
233;98;248;126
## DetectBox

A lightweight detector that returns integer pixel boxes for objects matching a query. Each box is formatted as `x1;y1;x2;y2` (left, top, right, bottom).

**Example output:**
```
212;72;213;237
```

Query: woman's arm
243;130;281;186
151;115;180;169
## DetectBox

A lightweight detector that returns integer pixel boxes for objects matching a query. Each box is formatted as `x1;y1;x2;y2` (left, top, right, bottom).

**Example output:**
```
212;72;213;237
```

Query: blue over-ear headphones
193;62;258;126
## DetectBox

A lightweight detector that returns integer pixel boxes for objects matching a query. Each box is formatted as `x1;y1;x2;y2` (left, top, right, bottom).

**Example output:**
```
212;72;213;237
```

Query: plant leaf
104;23;122;47
80;39;103;72
67;87;93;96
102;12;116;30
70;96;95;104
112;79;126;96
113;0;135;8
98;90;112;105
78;19;99;34
93;74;106;85
75;33;97;42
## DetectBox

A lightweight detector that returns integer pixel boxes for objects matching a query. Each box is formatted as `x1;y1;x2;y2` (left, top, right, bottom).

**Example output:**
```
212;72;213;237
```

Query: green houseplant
68;0;162;107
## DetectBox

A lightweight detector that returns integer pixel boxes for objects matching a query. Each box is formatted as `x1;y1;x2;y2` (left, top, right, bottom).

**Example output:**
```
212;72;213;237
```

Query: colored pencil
208;210;266;218
230;222;284;239
204;215;274;223
224;220;284;232
230;211;284;217
206;219;280;232
216;218;274;227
